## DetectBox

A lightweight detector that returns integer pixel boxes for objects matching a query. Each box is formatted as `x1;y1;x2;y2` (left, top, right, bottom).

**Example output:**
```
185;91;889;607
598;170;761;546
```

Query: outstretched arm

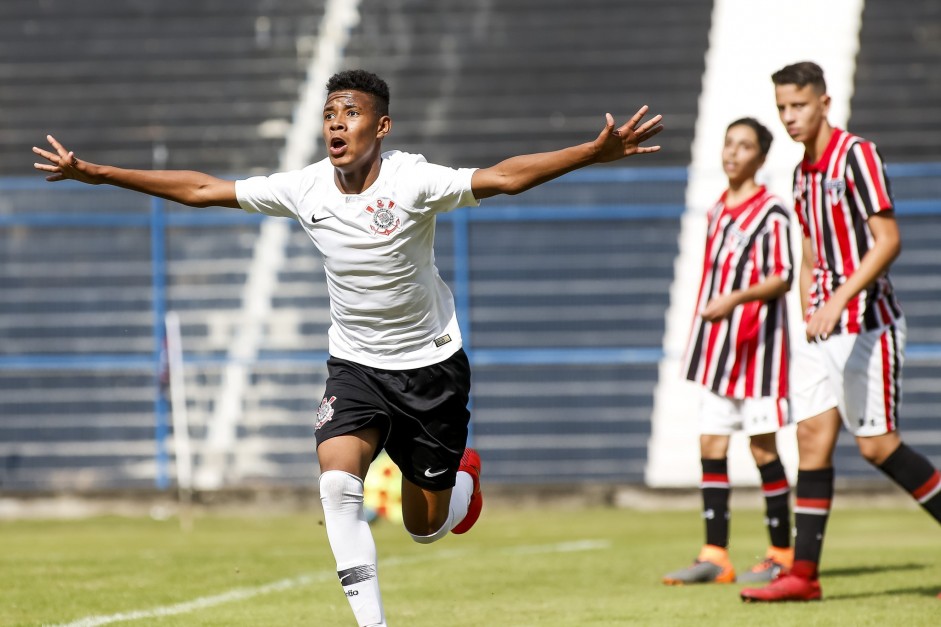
33;135;240;208
470;106;664;200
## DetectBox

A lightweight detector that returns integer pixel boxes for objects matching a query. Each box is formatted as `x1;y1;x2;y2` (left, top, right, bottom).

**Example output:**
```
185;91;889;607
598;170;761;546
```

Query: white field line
46;539;612;627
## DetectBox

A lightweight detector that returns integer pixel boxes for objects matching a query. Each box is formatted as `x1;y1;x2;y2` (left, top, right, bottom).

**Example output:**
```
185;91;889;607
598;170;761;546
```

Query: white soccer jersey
236;150;479;369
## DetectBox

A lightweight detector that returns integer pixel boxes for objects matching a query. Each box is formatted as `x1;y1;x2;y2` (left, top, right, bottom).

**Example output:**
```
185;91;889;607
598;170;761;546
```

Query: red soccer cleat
740;573;822;602
451;448;483;535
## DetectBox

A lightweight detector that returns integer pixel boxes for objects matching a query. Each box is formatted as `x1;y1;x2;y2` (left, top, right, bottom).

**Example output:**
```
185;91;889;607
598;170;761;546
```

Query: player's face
775;83;829;145
722;124;764;186
322;90;390;171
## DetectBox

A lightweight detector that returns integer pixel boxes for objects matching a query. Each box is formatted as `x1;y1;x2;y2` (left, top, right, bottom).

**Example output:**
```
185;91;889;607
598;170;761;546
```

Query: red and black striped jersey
793;128;903;334
685;187;793;399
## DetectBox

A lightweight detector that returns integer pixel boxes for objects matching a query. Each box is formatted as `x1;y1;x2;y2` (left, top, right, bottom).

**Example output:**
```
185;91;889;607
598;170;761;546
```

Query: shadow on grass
826;584;940;601
820;561;938;600
822;562;927;577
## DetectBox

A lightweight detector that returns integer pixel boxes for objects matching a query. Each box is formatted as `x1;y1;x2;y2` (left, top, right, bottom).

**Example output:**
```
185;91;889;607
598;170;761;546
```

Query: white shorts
790;318;906;437
698;389;790;436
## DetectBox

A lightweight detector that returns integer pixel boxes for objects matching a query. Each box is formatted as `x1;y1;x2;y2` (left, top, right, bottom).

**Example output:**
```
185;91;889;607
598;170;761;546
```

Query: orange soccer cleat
662;545;736;585
737;546;794;584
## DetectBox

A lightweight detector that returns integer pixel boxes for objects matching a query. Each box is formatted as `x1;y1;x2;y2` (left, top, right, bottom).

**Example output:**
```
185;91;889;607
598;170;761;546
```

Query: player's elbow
878;233;902;265
188;181;237;208
889;237;902;261
190;196;223;209
167;187;217;208
499;176;528;196
474;168;529;197
184;196;214;208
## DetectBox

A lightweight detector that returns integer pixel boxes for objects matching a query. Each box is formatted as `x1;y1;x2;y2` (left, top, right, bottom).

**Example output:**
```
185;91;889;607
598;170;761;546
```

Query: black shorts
314;349;471;491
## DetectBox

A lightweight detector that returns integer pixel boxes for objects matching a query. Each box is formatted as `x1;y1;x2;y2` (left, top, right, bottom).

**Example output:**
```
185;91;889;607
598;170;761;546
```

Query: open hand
33;135;98;184
593;106;664;162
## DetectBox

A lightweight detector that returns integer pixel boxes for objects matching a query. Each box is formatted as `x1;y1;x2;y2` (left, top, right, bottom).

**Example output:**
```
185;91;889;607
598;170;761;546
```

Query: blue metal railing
3;163;941;486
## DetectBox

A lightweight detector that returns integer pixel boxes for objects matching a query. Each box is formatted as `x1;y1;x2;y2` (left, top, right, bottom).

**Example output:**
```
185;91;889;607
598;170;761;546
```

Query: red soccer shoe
740;573;822;602
451;448;483;535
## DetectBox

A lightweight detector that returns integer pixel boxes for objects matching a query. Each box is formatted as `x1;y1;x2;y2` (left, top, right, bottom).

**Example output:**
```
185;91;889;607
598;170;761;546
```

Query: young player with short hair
663;117;794;586
740;61;941;603
33;69;664;626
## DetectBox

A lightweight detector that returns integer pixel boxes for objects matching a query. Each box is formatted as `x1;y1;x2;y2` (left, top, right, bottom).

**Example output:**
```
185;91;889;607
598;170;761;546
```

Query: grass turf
1;504;938;626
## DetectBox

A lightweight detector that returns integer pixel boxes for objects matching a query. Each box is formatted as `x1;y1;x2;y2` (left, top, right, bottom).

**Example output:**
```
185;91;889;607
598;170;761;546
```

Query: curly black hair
326;69;390;115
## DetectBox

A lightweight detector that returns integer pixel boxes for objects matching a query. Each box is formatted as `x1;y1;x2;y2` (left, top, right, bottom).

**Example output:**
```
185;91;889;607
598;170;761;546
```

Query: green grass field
2;503;938;626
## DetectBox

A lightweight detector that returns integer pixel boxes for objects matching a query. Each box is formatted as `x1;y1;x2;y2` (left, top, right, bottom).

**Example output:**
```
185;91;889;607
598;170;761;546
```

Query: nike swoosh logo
310;214;333;224
424;468;448;478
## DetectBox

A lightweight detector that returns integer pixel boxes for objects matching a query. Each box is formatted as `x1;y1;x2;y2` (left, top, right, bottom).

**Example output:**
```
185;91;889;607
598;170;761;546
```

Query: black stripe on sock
878;442;941;523
701;458;730;548
758;459;791;548
794;467;833;565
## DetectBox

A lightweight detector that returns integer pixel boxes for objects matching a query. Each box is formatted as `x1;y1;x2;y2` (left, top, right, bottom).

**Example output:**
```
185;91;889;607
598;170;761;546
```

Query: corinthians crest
315;395;337;430
364;197;401;236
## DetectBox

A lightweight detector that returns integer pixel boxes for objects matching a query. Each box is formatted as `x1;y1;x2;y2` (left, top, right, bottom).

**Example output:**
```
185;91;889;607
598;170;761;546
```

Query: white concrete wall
646;0;864;487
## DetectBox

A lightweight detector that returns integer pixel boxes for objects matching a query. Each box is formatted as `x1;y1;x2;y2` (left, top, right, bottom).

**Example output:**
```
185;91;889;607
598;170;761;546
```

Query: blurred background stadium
1;0;939;499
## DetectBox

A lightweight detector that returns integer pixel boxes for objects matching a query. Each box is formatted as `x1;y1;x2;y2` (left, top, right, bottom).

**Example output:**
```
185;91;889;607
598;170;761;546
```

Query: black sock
758;458;791;549
793;467;834;573
878;442;941;524
701;458;730;548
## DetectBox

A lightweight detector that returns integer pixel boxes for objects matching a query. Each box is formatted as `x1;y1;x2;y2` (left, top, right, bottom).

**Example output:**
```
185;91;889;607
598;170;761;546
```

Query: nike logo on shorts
310;214;333;224
424;468;448;478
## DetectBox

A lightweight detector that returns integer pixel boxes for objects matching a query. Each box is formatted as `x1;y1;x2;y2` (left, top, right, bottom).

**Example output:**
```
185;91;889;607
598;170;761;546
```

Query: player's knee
319;470;364;508
404;507;452;543
857;438;895;466
408;519;450;544
749;433;778;464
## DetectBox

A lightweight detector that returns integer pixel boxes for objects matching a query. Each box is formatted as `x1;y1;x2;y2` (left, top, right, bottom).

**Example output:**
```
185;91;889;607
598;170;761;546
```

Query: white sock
450;471;475;530
408;471;475;544
319;470;386;627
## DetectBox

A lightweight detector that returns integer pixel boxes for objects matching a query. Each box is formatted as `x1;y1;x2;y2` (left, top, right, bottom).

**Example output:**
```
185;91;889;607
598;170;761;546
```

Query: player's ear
377;115;391;140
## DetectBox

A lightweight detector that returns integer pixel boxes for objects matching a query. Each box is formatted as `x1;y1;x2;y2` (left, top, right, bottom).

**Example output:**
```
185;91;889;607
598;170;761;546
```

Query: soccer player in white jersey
740;61;941;603
33;69;664;626
662;118;794;586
